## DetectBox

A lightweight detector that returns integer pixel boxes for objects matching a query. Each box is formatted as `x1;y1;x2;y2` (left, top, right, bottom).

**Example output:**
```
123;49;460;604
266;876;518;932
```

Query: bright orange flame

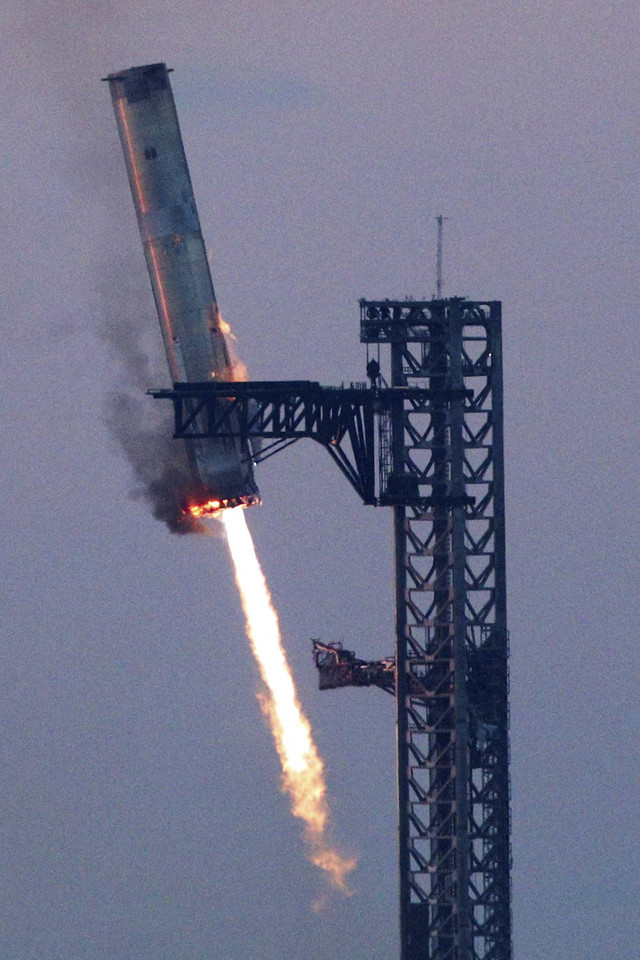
217;313;248;382
221;506;356;893
188;499;222;519
218;316;234;338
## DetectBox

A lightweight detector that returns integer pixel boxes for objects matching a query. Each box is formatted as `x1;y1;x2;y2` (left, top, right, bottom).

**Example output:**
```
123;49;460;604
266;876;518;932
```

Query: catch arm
311;640;396;695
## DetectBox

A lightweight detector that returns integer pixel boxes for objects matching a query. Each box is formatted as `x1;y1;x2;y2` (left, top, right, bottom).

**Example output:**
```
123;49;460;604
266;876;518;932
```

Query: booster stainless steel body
107;62;259;508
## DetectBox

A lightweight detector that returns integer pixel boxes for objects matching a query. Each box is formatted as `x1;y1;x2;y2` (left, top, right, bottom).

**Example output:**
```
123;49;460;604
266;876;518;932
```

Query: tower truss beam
152;379;469;507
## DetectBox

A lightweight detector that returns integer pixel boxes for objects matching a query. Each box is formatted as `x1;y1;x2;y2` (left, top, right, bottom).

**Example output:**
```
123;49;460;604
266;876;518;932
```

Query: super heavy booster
106;62;259;511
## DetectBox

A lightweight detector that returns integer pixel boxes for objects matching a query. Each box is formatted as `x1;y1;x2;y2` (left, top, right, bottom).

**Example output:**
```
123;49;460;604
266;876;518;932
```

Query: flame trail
221;506;356;893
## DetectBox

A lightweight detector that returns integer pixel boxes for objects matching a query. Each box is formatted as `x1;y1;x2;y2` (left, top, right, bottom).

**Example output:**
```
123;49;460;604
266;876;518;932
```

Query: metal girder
151;379;465;507
152;379;378;503
360;299;511;960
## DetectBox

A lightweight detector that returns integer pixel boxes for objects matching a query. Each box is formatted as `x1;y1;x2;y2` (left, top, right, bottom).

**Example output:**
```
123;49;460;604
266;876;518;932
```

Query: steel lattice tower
360;298;511;960
155;296;512;960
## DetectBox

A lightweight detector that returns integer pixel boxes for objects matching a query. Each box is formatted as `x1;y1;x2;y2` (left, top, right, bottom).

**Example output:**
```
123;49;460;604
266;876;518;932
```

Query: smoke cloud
96;257;204;534
104;391;204;534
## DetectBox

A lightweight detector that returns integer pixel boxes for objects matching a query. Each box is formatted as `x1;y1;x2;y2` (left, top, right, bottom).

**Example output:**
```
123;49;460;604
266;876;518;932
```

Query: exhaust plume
221;506;357;893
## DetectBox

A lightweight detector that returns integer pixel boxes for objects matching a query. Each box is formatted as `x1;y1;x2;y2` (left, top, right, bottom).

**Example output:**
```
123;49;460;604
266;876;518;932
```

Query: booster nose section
106;62;259;509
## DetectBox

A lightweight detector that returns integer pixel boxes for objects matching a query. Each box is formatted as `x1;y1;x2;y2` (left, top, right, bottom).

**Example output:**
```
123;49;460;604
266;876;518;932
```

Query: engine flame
217;313;248;381
221;506;356;893
189;499;222;519
218;316;235;339
187;492;261;520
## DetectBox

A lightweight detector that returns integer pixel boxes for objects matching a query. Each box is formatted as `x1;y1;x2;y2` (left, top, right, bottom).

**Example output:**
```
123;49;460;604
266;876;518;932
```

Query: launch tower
361;299;510;960
157;296;511;960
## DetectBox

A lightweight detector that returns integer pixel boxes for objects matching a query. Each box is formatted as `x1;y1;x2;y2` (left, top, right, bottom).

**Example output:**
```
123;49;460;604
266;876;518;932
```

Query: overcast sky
2;2;638;958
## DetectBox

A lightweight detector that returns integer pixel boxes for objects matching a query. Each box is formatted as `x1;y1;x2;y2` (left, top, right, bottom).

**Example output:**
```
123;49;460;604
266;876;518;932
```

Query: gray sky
2;2;638;958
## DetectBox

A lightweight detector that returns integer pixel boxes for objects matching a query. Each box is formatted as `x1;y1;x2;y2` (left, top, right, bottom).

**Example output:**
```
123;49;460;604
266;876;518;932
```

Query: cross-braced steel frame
154;297;511;960
361;299;511;960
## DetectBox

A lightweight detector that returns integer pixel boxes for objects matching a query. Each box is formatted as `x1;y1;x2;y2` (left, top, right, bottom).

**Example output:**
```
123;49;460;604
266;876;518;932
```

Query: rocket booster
106;62;259;511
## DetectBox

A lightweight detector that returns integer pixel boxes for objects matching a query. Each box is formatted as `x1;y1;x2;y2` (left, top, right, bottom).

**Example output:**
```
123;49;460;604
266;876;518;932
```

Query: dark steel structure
154;297;511;960
360;299;511;960
312;639;396;694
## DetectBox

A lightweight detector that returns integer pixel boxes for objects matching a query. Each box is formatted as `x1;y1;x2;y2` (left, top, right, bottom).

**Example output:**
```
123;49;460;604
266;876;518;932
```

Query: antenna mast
435;214;449;298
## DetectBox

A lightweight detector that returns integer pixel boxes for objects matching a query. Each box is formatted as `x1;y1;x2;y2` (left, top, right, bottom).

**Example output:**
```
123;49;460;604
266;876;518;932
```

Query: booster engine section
106;62;259;513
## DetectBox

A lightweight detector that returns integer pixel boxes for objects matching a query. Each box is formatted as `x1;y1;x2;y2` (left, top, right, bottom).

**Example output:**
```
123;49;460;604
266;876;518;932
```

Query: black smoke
97;258;205;534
